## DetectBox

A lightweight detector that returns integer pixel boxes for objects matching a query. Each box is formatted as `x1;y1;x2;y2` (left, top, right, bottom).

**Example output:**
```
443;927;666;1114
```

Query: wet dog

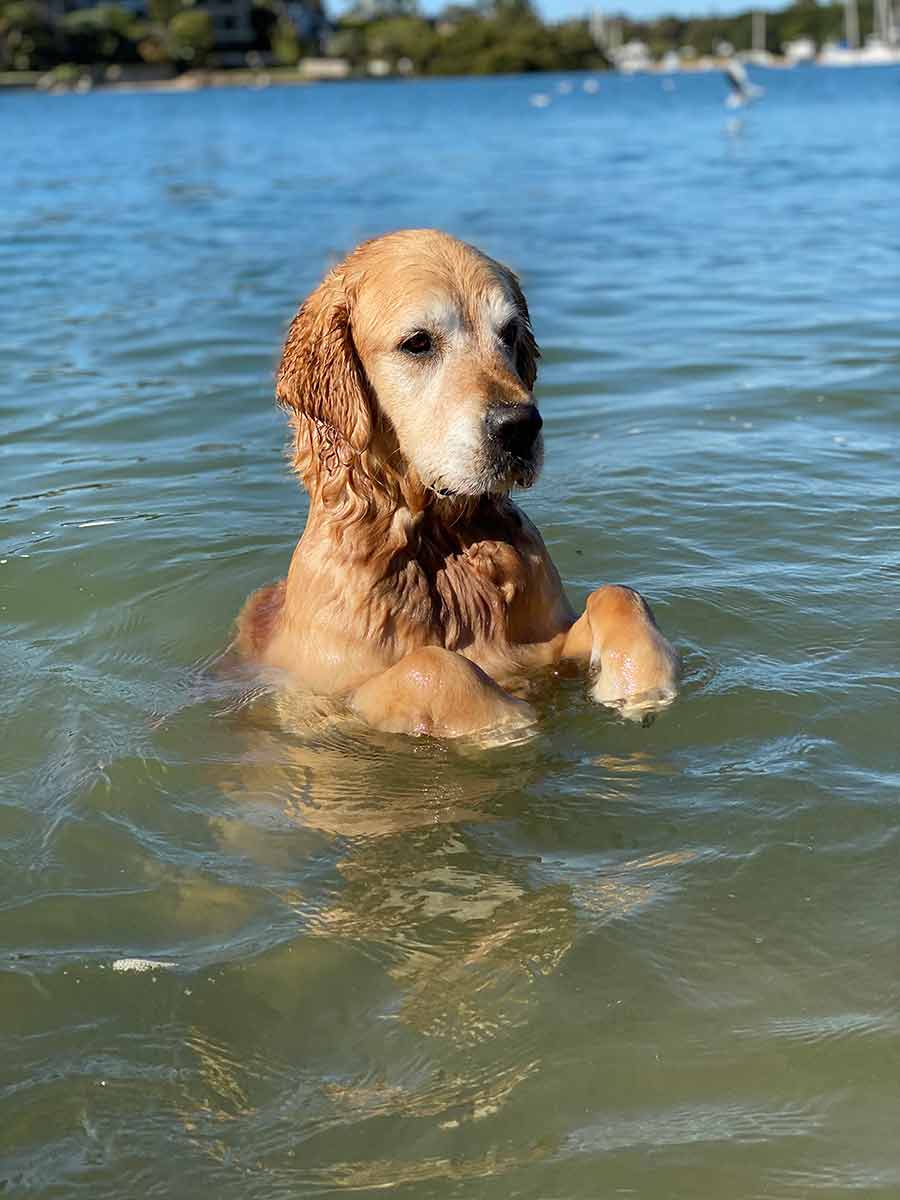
237;230;678;738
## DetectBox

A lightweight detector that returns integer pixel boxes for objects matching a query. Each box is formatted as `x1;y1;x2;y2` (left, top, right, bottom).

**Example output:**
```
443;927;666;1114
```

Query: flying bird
723;58;764;107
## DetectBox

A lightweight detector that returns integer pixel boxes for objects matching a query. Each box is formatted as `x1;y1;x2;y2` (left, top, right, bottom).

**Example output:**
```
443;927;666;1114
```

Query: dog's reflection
176;694;696;1181
213;692;576;1051
173;699;576;1174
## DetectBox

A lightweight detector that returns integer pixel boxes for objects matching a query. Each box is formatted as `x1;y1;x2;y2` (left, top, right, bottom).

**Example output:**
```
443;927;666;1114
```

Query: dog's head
277;229;541;500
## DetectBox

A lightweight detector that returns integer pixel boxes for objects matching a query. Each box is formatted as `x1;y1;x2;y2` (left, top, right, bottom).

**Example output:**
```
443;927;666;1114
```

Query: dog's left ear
505;271;540;392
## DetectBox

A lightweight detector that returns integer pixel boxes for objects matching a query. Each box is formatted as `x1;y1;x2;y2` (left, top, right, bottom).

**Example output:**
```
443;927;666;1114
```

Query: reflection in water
562;1101;822;1155
733;1010;896;1046
178;1013;554;1184
184;1030;254;1120
213;686;519;839
590;749;674;776
325;1056;542;1128
165;688;709;1189
311;1139;554;1191
392;884;575;1045
215;691;579;1047
168;692;583;1176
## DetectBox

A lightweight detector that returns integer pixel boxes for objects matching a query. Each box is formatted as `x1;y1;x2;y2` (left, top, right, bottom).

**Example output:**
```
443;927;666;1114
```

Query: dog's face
278;230;541;499
352;235;542;496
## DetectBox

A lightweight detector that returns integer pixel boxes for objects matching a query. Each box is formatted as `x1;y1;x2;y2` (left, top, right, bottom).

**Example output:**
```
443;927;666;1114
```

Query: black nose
486;404;543;458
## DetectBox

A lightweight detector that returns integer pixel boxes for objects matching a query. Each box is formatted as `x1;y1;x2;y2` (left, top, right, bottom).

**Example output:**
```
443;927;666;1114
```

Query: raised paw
586;585;680;720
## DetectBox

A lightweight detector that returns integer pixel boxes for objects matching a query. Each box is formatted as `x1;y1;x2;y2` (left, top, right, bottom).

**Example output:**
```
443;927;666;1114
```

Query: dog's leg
560;585;680;714
559;607;593;664
351;646;536;740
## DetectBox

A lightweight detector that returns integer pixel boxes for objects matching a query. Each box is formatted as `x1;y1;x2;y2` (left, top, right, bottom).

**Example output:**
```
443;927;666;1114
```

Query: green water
2;69;899;1198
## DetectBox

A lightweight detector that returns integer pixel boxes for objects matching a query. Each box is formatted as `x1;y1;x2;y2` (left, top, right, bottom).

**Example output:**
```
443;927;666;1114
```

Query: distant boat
529;92;552;108
818;37;900;66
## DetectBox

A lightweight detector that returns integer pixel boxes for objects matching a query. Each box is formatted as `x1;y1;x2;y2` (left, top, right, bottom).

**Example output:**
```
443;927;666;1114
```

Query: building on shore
42;0;328;58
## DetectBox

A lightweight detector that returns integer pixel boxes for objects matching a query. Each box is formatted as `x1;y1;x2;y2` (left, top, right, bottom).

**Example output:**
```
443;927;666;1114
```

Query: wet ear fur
505;270;540;391
276;271;373;454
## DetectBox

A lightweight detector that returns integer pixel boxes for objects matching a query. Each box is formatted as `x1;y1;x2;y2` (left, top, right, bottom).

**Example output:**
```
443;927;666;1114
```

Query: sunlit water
2;67;899;1197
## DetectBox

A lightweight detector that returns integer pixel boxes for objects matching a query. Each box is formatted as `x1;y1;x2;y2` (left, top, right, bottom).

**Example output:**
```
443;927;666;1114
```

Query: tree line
0;0;875;77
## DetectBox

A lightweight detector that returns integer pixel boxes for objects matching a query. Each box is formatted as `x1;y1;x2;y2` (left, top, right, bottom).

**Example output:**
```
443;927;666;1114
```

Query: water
2;67;899;1197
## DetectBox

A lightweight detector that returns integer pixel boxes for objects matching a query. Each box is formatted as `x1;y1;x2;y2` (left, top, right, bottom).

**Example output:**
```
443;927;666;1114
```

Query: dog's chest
423;538;537;650
351;506;571;668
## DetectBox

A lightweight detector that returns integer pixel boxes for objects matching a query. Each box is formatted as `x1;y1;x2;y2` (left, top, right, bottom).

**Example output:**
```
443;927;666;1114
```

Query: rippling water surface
2;67;899;1197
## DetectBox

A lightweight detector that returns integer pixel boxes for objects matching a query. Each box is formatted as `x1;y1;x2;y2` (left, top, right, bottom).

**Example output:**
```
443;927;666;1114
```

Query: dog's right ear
276;271;373;454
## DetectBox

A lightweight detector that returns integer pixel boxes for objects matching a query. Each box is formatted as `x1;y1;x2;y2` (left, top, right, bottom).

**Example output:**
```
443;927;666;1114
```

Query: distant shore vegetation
0;0;887;80
331;0;604;76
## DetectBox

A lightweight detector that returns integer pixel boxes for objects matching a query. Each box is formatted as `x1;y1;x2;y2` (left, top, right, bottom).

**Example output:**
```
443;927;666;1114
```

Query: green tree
364;15;436;69
61;3;139;63
0;0;57;69
147;0;181;24
326;21;367;65
775;0;844;45
428;13;493;73
270;16;301;63
166;5;213;63
553;18;603;68
429;7;581;75
488;0;536;19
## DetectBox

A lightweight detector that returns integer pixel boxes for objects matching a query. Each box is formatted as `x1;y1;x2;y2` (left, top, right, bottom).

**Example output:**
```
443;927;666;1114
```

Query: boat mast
844;0;859;48
752;9;765;53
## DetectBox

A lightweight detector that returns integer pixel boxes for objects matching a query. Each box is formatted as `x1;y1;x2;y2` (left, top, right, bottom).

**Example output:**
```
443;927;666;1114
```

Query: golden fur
236;230;677;738
587;585;679;720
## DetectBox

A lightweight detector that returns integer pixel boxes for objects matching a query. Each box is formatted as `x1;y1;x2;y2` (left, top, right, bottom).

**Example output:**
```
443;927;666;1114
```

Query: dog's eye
399;331;433;356
499;321;518;351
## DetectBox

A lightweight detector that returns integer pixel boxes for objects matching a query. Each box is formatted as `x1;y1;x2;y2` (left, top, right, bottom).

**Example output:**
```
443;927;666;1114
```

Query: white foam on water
111;958;177;973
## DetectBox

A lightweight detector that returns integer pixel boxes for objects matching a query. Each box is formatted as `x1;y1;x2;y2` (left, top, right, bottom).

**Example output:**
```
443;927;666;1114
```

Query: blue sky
334;0;761;24
536;0;754;15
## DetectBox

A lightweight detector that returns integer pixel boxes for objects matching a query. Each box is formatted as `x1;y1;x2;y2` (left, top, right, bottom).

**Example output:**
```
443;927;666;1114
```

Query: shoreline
0;66;318;94
2;54;898;95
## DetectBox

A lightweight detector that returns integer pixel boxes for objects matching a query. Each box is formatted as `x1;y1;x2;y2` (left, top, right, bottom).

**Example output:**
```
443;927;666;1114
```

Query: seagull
723;58;764;108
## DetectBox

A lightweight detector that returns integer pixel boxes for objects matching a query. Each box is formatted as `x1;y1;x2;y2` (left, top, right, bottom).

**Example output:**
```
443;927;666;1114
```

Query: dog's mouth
486;431;544;492
431;448;542;499
488;463;540;492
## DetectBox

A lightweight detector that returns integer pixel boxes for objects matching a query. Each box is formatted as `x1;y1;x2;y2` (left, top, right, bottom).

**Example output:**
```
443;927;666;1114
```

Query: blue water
2;67;900;1198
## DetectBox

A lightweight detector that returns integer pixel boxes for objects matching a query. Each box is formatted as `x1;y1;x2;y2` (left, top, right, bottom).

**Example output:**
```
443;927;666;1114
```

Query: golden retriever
236;229;678;738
